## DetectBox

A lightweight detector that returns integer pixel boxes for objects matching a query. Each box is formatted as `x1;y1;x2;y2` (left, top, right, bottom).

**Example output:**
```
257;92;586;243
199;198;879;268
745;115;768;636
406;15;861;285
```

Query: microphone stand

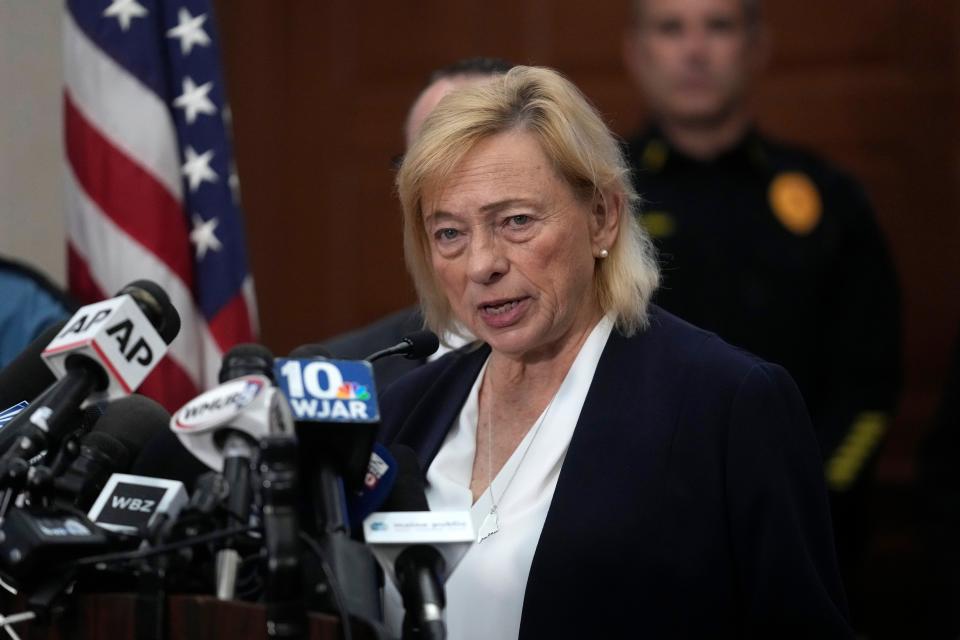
216;434;254;601
260;435;307;639
310;460;383;625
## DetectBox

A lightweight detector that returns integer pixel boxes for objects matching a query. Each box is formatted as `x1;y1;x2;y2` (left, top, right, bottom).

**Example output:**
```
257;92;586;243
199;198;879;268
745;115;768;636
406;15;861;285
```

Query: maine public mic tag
87;473;188;534
363;510;474;585
41;296;168;400
274;358;379;423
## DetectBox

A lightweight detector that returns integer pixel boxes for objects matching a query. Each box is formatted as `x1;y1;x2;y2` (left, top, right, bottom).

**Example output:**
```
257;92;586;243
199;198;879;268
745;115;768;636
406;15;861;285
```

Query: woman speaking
380;66;851;638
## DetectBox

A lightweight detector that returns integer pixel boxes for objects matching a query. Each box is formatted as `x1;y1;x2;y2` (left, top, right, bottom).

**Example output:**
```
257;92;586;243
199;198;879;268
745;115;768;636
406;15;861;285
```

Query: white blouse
383;315;615;640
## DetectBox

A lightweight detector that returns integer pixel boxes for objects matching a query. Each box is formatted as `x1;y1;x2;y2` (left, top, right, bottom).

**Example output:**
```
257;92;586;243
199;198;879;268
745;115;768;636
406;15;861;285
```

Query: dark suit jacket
324;306;425;392
377;306;852;638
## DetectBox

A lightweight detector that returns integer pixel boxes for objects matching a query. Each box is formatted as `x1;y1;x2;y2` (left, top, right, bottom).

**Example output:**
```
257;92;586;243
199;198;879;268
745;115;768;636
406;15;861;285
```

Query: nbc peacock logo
335;382;371;401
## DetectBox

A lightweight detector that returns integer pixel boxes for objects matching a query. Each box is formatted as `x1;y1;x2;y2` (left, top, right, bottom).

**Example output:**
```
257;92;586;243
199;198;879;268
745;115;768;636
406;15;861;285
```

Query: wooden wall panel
212;0;960;481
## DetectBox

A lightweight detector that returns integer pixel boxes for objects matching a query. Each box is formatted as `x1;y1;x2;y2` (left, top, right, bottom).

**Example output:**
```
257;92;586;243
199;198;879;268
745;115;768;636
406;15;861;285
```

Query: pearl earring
598;249;609;259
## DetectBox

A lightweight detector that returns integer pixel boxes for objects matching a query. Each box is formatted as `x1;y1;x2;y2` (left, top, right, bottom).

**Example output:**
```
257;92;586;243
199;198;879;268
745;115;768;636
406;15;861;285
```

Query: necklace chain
477;374;557;544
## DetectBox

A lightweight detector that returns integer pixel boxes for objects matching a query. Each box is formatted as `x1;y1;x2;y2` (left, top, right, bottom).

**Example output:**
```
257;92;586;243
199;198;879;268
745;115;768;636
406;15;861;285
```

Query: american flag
63;0;258;411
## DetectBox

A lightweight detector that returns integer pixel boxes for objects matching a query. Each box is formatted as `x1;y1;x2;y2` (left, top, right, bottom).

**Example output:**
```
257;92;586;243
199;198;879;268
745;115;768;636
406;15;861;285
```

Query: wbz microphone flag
88;473;188;534
63;0;258;411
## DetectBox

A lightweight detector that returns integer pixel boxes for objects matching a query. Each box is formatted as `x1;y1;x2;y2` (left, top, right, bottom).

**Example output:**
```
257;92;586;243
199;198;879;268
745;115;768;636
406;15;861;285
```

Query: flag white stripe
62;12;183;202
64;167;221;391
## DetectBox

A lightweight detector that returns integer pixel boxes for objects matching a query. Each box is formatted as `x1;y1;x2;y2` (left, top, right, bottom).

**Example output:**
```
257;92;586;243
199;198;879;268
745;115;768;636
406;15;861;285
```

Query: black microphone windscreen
55;395;171;509
81;430;130;466
402;331;440;360
117;279;181;345
383;444;429;512
0;319;65;410
131;430;210;492
219;343;275;382
288;343;333;359
94;394;170;454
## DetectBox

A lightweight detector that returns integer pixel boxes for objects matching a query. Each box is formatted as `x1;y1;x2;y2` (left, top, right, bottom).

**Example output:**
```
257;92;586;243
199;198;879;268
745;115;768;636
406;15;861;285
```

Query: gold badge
768;172;822;235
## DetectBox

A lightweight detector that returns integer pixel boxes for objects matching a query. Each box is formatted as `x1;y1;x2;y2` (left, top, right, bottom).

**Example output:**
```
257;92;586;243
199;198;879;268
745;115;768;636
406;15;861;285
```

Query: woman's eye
435;228;460;242
508;215;530;227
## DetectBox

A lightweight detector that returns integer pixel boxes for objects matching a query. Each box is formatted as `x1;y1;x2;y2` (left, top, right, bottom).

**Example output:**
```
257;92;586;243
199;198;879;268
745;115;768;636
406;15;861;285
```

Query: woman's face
422;130;609;361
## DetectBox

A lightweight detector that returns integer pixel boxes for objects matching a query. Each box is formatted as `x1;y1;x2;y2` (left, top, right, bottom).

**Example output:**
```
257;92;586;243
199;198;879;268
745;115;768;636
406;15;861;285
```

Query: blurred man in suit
325;57;512;389
621;0;902;626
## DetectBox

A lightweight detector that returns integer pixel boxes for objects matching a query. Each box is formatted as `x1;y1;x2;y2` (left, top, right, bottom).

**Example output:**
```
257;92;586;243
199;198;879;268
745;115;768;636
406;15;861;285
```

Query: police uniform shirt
625;126;901;491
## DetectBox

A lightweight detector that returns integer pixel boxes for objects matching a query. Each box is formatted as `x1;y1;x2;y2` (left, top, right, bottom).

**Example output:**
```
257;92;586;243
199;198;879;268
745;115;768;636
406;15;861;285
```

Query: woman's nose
466;231;509;285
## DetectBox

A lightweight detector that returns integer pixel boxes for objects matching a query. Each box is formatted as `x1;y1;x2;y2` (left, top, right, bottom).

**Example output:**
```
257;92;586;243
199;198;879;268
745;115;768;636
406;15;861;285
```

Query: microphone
0;320;66;413
41;280;180;397
0;281;180;474
170;360;293;473
215;345;277;525
219;343;276;384
345;442;398;532
274;350;383;623
288;344;332;359
259;434;307;639
0;466;189;595
171;343;293;601
218;345;274;602
276;351;380;490
0;320;70;460
366;331;440;363
383;446;446;640
364;446;474;640
53;395;171;509
86;472;188;535
0;499;112;590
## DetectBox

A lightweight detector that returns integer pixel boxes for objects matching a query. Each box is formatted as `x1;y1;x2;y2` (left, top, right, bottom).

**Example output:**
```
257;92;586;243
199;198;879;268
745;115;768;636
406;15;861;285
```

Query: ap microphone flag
42;294;170;400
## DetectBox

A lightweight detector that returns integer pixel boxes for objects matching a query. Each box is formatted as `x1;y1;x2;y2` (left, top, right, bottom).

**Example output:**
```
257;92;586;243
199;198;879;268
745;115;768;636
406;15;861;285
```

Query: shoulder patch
639;211;676;239
640;139;669;172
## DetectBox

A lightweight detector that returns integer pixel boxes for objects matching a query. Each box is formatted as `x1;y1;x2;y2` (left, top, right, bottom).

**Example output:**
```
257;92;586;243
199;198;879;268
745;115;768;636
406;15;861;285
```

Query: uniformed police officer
622;0;902;623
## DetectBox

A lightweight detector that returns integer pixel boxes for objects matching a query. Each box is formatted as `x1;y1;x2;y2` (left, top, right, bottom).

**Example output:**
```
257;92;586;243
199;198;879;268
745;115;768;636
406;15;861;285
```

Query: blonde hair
396;65;659;337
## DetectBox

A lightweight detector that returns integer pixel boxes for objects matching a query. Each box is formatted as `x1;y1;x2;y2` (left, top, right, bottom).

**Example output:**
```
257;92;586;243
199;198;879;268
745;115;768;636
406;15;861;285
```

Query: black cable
64;524;257;569
299;532;353;640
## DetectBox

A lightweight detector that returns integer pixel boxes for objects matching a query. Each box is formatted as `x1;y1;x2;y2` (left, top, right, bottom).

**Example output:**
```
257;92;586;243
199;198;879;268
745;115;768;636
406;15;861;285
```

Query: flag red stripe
68;241;104;305
207;291;255;354
64;91;194;289
138;356;200;414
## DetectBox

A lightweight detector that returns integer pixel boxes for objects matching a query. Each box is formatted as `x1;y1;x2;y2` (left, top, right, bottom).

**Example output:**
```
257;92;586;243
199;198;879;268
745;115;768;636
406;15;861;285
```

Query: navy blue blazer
377;306;853;638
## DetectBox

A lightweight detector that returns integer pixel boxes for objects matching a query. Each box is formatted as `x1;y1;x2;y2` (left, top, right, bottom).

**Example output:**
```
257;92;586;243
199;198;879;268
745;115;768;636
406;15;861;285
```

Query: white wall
0;2;66;285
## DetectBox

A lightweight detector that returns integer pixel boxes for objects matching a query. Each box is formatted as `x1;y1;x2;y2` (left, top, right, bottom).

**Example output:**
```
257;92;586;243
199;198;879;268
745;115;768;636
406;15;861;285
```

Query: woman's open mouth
478;296;531;328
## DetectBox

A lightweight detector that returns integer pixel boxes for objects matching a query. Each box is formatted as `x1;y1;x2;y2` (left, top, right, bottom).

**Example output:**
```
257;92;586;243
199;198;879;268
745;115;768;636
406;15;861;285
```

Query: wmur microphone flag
63;0;259;411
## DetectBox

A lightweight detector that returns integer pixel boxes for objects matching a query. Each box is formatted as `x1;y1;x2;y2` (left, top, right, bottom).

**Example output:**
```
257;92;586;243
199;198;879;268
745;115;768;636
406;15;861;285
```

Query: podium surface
18;594;379;640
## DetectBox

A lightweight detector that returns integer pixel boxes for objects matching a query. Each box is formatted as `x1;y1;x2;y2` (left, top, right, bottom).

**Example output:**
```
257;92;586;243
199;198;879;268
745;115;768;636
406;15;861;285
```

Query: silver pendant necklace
476;379;556;544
